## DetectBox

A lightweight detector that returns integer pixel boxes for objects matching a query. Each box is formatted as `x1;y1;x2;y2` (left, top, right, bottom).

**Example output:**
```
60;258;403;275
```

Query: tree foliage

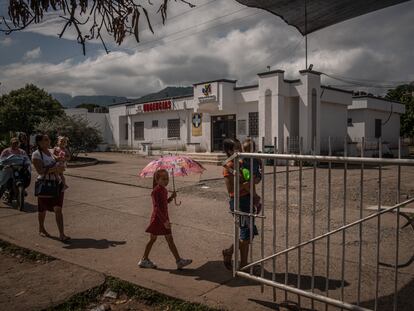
386;83;414;138
36;115;103;158
0;84;64;137
1;0;194;54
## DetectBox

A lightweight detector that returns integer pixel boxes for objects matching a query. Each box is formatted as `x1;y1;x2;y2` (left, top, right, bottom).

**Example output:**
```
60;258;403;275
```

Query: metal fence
227;137;414;311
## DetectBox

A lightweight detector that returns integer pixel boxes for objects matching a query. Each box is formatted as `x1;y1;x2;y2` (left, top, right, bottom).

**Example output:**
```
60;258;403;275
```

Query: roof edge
193;79;237;86
321;85;354;94
257;69;285;77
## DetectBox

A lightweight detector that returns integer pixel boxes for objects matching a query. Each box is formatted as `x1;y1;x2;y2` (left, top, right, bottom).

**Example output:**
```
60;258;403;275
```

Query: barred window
238;119;247;136
168;119;180;138
134;122;144;140
249;112;259;137
152;120;159;128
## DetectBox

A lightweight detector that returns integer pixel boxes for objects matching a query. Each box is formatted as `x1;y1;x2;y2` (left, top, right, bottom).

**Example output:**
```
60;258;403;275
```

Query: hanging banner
192;113;203;136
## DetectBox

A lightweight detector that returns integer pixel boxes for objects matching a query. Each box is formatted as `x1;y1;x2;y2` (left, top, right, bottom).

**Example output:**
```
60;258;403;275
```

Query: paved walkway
1;152;413;311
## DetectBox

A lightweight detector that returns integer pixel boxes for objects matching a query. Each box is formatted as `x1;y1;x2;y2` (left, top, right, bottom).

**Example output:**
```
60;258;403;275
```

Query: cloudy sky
0;0;413;98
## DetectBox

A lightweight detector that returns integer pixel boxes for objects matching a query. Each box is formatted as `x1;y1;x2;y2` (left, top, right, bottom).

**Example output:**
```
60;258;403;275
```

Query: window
134;122;144;140
168;119;180;138
249;112;259;137
152;120;158;128
125;123;129;140
347;118;353;126
375;119;382;138
238;120;247;136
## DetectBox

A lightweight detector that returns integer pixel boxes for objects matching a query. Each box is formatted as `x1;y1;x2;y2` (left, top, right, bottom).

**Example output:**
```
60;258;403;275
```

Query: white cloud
0;36;13;46
23;47;42;61
0;0;413;97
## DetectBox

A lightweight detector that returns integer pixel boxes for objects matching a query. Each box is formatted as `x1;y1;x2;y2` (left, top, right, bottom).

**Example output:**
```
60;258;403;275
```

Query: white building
347;96;405;156
108;69;403;155
65;108;114;148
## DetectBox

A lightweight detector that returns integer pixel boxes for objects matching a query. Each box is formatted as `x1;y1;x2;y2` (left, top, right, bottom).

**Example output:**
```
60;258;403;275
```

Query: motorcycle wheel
17;185;24;211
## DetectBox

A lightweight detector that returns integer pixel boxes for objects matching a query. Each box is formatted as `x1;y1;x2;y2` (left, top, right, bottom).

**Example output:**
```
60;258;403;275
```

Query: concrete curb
67;157;99;168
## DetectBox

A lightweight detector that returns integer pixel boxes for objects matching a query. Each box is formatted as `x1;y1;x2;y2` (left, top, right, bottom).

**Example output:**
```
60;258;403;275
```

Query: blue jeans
229;195;258;241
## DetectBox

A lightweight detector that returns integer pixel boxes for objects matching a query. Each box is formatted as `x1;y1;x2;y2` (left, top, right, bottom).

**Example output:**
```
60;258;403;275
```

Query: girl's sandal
222;249;233;270
39;231;51;238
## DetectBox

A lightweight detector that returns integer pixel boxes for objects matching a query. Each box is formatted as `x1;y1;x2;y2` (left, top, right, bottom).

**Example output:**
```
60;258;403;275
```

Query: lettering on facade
136;100;172;113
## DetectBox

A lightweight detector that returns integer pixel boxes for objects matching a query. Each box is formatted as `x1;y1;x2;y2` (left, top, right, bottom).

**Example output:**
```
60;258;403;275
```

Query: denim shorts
229;195;258;241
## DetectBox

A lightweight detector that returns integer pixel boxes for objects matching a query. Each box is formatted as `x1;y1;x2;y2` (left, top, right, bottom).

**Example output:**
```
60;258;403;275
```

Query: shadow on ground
249;298;317;311
95;160;117;165
360;278;414;311
158;260;349;291
62;238;126;250
0;202;37;213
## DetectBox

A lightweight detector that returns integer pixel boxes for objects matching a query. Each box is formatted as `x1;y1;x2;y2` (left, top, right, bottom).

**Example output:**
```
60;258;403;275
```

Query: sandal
39;230;51;238
222;249;233;270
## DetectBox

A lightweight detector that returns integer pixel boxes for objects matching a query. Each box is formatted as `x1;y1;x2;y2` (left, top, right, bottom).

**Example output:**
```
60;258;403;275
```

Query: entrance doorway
211;115;236;152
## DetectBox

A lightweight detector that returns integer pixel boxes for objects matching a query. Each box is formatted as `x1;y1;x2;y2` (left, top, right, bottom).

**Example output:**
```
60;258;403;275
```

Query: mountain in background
51;86;193;108
133;86;193;104
51;93;128;108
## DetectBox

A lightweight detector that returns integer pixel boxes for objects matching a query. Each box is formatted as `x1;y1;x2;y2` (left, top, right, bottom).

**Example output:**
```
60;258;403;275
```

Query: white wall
348;98;403;148
364;110;400;146
65;108;113;145
128;110;190;150
347;110;366;141
320;101;349;152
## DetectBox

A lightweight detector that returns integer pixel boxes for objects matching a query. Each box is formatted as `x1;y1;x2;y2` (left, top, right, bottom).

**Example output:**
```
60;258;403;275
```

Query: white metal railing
227;136;414;311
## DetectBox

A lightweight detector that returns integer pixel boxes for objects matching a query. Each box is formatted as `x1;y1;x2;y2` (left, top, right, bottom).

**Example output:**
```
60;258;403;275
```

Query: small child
139;169;192;270
242;138;262;214
53;136;70;191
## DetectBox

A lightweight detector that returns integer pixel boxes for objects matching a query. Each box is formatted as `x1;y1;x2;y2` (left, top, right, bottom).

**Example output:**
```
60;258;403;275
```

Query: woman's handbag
34;174;61;198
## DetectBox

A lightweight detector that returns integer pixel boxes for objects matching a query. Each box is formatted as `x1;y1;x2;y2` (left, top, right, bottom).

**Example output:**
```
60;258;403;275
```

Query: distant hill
134;86;193;104
51;93;129;108
51;86;193;108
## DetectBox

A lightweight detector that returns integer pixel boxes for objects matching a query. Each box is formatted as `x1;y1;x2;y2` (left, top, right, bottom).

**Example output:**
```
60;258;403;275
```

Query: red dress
146;185;172;235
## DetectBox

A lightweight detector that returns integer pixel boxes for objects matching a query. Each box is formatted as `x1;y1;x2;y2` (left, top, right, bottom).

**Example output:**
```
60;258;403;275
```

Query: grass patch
49;276;223;311
0;239;55;262
0;239;222;311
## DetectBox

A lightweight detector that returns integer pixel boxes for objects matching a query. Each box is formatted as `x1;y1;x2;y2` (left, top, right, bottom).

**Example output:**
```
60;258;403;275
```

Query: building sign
202;84;212;96
192;113;202;136
136;100;172;113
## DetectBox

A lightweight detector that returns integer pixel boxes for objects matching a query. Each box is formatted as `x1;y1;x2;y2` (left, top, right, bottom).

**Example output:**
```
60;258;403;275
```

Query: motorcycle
0;154;31;211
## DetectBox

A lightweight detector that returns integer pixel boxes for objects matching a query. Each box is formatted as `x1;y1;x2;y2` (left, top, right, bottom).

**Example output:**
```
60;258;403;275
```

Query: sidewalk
1;152;413;311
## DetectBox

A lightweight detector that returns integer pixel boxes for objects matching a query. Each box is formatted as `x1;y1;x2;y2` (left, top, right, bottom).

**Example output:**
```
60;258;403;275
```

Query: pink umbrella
139;155;206;205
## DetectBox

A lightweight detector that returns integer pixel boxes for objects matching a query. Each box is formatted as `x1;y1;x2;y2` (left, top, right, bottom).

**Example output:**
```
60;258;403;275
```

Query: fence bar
231;153;414;166
374;138;382;311
233;155;240;277
285;150;290;301
236;271;373;311
260;155;265;293
249;157;254;275
272;137;277;302
297;139;303;306
341;138;348;306
393;138;402;311
240;197;414;271
357;137;365;305
311;136;317;310
325;136;332;311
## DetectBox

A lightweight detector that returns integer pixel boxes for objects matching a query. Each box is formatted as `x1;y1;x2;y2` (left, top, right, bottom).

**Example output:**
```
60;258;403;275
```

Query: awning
235;0;411;35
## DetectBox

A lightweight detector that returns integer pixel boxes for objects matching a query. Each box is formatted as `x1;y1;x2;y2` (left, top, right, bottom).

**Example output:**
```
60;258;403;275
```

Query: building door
211;115;236;152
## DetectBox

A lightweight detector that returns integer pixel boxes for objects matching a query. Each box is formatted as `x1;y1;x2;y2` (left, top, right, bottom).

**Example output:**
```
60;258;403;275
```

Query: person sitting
0;137;27;159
